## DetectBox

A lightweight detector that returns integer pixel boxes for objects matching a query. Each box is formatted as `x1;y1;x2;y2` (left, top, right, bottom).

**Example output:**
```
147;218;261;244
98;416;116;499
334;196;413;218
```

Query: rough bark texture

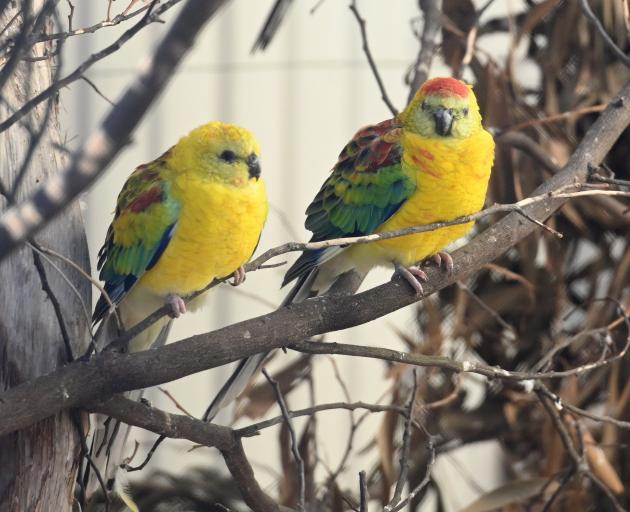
0;5;91;512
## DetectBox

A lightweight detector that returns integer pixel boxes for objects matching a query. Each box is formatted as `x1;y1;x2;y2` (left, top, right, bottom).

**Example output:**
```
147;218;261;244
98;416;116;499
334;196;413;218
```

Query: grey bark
0;4;91;512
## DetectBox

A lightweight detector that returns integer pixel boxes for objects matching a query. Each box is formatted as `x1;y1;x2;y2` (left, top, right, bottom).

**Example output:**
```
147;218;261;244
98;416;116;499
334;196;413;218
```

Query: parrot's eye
219;150;237;163
462;108;469;117
422;101;431;112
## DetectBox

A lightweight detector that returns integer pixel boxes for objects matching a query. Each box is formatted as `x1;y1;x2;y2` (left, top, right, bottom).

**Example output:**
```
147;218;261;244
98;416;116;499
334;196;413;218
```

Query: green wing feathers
283;119;415;286
94;153;180;323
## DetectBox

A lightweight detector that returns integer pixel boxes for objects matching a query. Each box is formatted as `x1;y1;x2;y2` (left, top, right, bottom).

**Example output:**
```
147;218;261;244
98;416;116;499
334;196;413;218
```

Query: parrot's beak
247;154;261;180
433;107;454;136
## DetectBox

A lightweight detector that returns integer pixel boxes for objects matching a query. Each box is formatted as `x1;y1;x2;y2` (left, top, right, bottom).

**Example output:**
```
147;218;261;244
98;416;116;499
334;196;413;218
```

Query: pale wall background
59;1;530;509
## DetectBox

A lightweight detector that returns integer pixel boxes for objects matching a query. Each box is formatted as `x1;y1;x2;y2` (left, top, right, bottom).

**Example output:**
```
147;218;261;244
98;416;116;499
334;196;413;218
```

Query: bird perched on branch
86;121;268;504
206;77;494;421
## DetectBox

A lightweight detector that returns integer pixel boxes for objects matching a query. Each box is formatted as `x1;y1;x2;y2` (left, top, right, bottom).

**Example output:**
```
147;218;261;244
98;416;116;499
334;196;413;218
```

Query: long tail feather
204;269;319;422
85;315;173;503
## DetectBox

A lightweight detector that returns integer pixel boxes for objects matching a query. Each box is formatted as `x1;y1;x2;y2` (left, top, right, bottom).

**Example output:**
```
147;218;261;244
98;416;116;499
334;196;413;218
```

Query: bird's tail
84;311;173;506
204;269;319;422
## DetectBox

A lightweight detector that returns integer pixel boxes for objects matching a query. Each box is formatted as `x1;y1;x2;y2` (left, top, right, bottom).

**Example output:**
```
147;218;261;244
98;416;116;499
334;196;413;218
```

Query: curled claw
230;266;247;287
166;293;187;318
393;264;428;295
426;251;454;273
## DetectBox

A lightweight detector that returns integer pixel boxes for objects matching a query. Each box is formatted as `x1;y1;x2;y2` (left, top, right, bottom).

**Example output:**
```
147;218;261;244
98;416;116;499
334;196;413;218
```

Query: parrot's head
168;121;262;187
400;77;483;139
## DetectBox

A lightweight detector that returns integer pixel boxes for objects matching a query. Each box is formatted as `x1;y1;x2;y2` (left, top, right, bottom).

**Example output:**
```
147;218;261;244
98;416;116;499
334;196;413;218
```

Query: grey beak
434;107;454;136
247;154;261;180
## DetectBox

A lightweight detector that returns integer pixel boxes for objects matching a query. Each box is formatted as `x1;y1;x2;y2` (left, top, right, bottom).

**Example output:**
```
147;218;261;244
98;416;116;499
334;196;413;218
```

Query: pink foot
230;266;247;287
426;251;454;273
166;293;187;318
394;264;428;295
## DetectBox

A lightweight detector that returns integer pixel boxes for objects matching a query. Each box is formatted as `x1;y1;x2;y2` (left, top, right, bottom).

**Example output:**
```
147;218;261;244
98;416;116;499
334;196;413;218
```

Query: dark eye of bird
422;100;431;111
219;150;237;163
462;108;469;116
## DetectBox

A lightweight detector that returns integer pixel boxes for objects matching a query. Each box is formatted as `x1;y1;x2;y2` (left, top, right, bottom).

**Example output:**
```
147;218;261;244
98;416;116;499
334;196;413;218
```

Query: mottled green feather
94;153;181;323
283;119;416;285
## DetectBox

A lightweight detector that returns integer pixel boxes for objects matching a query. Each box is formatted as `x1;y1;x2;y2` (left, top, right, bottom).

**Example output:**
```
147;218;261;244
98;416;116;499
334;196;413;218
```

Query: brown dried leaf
582;428;624;495
377;408;398;500
442;0;476;75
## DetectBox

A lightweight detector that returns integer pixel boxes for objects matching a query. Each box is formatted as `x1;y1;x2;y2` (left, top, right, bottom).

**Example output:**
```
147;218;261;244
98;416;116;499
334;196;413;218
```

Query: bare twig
390;435;435;512
505;104;608;132
406;0;442;104
579;0;630;68
157;386;194;417
31;1;153;43
263;368;305;511
90;395;281;512
349;0;398;116
289;328;630;380
81;76;115;106
0;0;178;135
386;369;418;511
30;244;74;362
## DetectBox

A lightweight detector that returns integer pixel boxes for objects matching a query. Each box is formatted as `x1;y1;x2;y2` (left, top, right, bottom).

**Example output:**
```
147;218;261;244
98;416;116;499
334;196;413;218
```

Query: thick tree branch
0;0;228;262
90;395;282;512
0;78;629;437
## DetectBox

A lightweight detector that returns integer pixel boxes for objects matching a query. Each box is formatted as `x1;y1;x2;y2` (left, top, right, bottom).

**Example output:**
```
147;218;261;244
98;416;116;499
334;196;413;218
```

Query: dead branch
349;0;398;116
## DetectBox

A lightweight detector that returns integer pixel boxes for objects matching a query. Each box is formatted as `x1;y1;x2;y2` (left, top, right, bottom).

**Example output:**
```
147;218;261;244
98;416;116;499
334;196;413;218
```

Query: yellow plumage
305;77;495;290
95;121;268;350
141;172;267;295
372;128;494;265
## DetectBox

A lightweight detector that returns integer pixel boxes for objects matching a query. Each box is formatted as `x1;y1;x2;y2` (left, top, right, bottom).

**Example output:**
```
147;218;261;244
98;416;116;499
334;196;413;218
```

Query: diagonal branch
0;78;629;437
349;0;398;116
0;0;229;263
90;395;282;512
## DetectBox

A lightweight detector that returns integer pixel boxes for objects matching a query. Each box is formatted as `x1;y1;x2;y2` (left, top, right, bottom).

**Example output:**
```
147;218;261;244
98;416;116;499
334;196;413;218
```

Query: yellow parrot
206;77;495;421
87;121;268;504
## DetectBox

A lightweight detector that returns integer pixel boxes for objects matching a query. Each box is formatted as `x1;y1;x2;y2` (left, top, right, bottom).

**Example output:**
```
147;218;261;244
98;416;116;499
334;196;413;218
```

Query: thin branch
30;244;74;362
385;370;418;511
406;0;442;104
81;76;115;106
30;2;154;43
0;0;177;135
390;435;435;512
288;328;630;381
579;0;630;68
236;400;408;438
90;395;281;512
0;0;229;262
504;104;608;133
349;0;398;116
262;368;305;511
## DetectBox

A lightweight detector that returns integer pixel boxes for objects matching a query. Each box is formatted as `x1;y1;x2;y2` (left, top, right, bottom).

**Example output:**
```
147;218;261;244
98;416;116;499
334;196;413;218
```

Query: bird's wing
283;118;416;286
93;151;180;324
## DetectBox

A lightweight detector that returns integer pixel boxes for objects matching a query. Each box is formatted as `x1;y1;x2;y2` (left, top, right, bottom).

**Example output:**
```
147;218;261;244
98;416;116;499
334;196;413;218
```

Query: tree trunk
0;4;90;511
